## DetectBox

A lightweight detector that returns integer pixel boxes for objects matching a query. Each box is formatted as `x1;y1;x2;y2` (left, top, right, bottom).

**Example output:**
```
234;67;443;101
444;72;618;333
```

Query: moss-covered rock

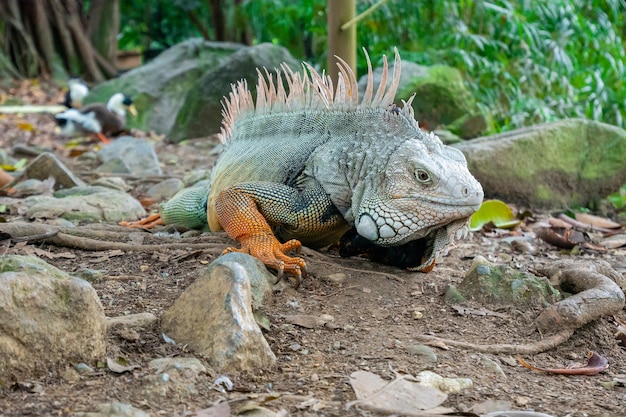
455;118;626;208
86;41;300;143
457;256;561;307
172;43;300;142
85;39;244;138
358;60;487;138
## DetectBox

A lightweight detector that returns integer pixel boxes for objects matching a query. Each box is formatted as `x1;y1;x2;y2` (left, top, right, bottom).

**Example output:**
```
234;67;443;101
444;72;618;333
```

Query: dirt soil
0;81;625;417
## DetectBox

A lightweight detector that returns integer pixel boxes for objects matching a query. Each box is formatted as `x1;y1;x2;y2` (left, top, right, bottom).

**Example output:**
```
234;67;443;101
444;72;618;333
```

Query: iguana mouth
339;218;470;271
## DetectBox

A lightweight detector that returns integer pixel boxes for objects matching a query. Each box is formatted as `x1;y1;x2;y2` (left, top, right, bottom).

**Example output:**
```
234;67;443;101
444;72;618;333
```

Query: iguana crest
220;48;418;143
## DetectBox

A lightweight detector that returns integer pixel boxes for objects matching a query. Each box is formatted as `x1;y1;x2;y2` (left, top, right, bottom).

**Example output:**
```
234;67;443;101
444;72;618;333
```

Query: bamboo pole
327;0;356;87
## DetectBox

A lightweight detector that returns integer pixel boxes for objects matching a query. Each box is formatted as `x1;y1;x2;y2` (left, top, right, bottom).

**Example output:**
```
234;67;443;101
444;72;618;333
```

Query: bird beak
128;104;138;117
54;126;61;134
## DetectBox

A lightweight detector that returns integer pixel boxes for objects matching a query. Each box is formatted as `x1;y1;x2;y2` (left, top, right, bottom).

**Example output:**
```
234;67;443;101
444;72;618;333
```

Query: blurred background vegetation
1;0;624;135
119;0;626;134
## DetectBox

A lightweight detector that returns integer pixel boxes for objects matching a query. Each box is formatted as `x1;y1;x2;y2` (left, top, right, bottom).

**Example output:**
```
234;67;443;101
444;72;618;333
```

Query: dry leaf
574;212;621;229
348;370;447;414
17;122;35;131
602;234;626;249
106;357;139;374
516;351;608;375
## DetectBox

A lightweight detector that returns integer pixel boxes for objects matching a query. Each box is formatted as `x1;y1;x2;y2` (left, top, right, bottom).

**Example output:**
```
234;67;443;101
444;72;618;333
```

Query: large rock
86;39;243;138
97;136;162;176
172;43;300;141
23;185;146;223
358;60;487;138
0;255;107;382
86;41;300;142
161;252;276;372
455;118;626;208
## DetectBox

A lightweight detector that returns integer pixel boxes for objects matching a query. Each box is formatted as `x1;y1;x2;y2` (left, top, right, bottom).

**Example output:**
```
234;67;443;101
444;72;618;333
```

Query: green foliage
241;0;626;133
119;0;626;133
608;184;626;210
119;0;209;51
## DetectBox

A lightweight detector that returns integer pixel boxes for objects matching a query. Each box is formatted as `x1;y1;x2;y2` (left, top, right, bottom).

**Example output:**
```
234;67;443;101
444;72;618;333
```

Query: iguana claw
222;235;307;287
119;213;163;229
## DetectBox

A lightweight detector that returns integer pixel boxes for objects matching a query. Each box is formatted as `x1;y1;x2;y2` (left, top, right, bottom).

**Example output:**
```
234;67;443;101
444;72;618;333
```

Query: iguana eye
415;169;431;183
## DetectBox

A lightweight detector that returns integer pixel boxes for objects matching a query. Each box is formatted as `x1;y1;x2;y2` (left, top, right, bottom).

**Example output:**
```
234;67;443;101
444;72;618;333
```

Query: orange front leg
215;187;307;286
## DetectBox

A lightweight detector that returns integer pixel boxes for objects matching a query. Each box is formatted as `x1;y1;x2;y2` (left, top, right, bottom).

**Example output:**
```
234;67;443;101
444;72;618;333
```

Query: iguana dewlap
123;49;483;281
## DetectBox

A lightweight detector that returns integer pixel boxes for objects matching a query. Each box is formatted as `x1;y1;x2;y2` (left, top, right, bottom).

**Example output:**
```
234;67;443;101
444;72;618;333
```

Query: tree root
533;260;625;332
417;259;625;354
0;222;227;252
415;328;576;355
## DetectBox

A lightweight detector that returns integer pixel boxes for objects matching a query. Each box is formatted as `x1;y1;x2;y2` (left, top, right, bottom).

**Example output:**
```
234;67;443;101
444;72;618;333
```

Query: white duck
54;93;137;143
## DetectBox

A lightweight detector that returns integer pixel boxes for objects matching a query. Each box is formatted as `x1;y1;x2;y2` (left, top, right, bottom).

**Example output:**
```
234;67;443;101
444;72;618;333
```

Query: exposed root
415;328;575;354
0;222;226;252
417;260;625;354
533;260;625;332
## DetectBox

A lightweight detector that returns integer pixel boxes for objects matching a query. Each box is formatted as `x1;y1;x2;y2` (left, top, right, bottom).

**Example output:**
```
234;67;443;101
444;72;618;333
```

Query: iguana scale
122;49;484;284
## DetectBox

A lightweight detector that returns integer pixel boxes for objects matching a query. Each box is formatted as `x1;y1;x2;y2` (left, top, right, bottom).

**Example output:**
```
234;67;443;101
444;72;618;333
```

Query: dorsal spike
381;48;402;106
334;55;359;109
219;49;410;143
372;55;389;107
361;48;374;107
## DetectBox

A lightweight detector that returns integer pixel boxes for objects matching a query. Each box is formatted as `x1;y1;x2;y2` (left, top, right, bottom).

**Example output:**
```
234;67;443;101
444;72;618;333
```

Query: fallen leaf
534;226;587;249
470;200;521;232
348;370;447;414
106;356;139;374
574;212;621;229
516;351;608;375
17;121;35;131
547;217;572;229
602;234;626;249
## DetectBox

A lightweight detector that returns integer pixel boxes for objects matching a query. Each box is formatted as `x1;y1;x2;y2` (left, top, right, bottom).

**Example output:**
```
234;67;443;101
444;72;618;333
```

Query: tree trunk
327;0;356;86
87;0;119;64
0;0;120;81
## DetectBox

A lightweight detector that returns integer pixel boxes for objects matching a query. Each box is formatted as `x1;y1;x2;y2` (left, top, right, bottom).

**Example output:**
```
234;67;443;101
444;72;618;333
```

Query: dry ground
0;81;625;417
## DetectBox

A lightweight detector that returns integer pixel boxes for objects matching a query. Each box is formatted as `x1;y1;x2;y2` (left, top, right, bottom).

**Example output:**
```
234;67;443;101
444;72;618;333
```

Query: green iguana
121;49;484;284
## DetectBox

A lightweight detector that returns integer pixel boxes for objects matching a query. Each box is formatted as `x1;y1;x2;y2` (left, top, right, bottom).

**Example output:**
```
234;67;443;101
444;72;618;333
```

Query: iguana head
354;132;483;271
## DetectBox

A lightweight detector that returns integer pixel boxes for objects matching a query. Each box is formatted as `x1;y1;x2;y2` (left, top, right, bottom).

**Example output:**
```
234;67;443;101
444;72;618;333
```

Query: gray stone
161;252;277;372
0;255;107;381
22;185;146;223
91;176;132;192
97;137;162;176
136;357;207;405
455;118;626;208
358;60;486;138
407;344;438;364
18;152;86;190
458;256;561;307
146;178;185;201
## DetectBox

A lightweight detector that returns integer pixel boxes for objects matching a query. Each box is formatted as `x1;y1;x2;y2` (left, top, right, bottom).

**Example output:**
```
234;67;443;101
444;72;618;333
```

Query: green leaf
469;199;521;232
